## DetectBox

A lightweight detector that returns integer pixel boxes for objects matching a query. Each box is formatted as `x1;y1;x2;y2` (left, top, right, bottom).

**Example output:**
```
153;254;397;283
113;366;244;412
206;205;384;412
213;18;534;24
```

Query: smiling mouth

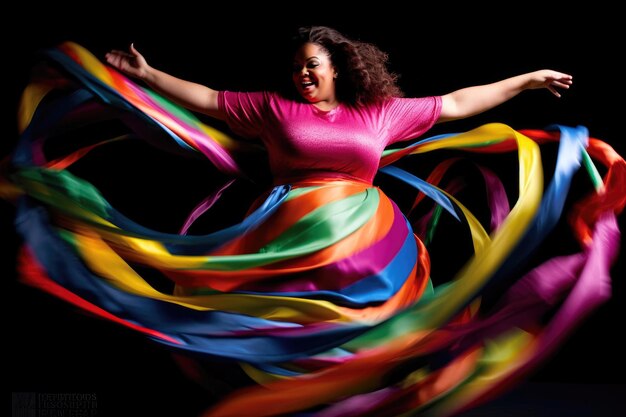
301;81;317;91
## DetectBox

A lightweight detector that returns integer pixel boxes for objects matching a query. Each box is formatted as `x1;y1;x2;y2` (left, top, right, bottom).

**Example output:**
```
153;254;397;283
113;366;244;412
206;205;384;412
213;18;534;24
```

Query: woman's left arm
438;70;573;123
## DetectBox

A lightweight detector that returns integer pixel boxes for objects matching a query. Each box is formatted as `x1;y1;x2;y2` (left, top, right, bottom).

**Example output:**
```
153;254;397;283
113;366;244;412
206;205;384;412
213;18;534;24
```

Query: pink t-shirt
218;91;442;184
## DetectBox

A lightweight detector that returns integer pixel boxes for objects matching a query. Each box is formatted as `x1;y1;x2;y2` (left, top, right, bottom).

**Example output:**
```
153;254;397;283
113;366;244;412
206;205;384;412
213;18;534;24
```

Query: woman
8;26;623;416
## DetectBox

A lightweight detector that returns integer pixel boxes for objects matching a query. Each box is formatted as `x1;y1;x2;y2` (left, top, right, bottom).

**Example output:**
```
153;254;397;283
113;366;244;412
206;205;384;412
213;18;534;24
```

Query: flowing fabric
4;42;625;416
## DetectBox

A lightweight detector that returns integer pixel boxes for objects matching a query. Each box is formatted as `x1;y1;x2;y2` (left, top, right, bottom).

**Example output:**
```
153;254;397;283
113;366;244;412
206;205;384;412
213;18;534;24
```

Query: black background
6;4;625;416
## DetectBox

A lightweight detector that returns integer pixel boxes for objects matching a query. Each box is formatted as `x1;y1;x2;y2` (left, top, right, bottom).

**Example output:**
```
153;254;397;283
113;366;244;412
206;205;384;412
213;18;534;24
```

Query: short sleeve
218;91;271;138
383;96;442;146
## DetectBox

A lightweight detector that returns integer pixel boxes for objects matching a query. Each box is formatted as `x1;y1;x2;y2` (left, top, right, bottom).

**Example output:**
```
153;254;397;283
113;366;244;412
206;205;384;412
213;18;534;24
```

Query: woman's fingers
129;43;140;56
551;80;571;89
548;85;561;97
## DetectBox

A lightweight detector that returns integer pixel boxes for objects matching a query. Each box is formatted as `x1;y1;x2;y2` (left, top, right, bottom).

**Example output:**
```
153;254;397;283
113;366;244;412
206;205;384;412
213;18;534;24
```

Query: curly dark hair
292;26;404;105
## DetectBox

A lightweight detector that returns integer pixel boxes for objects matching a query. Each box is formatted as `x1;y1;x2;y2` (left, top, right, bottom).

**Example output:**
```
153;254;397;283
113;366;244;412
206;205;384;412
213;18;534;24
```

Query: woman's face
292;42;337;104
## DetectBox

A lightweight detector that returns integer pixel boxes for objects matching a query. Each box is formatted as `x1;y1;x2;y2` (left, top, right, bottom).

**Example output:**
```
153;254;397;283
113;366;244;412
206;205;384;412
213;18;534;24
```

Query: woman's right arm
105;44;223;119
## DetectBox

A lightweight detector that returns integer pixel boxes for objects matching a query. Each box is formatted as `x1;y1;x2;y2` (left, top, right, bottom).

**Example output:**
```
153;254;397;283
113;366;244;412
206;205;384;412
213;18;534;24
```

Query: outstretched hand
105;43;150;80
526;70;573;98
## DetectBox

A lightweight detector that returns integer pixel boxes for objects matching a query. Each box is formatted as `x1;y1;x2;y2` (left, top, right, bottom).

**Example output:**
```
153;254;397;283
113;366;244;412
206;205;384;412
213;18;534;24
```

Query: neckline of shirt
311;102;343;118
